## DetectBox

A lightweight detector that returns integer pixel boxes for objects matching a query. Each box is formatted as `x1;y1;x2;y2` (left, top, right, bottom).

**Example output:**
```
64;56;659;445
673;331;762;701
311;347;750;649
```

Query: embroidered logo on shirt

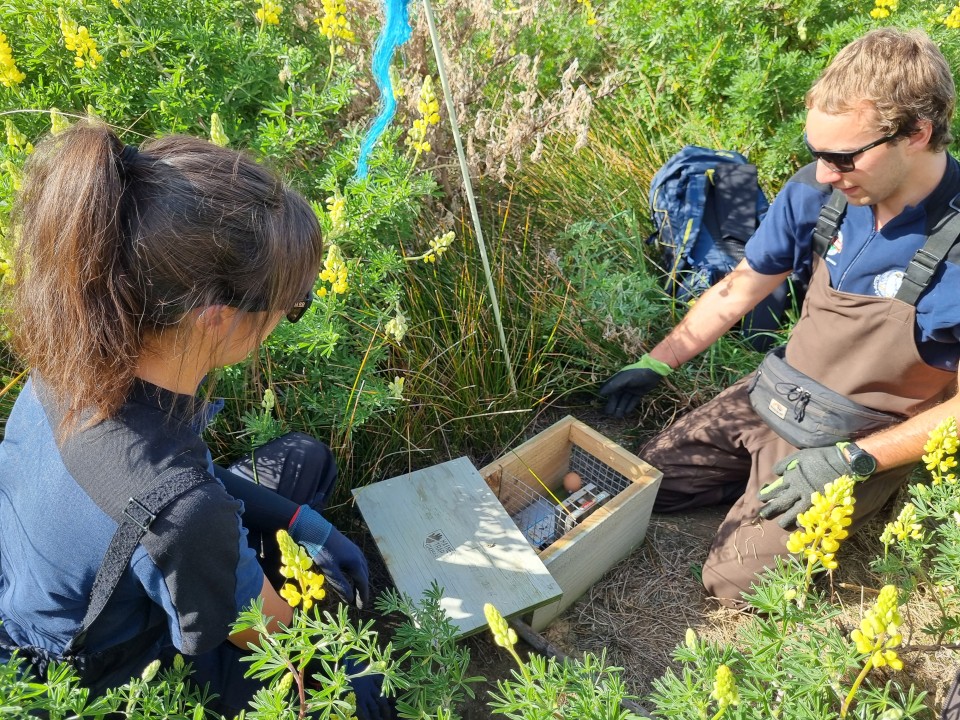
827;230;844;255
873;270;904;298
826;230;843;266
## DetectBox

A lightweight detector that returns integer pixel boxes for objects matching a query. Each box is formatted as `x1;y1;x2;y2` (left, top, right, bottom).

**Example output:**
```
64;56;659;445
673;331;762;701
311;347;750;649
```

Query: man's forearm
857;393;960;472
648;260;790;368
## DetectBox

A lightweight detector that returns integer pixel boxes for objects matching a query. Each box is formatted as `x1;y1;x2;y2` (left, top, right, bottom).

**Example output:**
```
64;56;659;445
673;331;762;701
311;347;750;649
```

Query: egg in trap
511;479;612;550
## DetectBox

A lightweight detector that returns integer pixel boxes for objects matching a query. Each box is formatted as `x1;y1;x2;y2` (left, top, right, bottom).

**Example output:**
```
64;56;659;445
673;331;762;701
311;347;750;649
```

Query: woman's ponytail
10;121;140;428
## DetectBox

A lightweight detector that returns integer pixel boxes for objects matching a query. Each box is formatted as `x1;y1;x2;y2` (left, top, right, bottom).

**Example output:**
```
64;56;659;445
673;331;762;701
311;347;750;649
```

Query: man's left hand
758;443;864;529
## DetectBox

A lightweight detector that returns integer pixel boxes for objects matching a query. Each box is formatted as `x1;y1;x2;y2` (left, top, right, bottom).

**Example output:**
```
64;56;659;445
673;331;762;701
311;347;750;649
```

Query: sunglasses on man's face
286;290;314;323
802;131;899;173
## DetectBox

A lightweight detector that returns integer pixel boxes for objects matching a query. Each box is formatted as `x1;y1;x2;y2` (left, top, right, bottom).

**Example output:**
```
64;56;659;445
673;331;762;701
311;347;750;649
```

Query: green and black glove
599;354;672;418
758;442;876;529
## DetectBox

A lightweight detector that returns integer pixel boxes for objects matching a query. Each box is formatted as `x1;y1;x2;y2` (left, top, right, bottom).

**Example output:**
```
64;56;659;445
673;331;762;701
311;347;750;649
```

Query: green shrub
0;0;443;461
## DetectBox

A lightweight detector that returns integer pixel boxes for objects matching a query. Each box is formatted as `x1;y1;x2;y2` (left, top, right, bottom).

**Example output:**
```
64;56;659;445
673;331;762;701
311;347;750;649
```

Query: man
600;28;960;605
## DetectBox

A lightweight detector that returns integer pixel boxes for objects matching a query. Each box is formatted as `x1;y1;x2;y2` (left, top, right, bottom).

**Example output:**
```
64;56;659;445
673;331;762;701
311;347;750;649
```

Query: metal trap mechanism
499;445;633;549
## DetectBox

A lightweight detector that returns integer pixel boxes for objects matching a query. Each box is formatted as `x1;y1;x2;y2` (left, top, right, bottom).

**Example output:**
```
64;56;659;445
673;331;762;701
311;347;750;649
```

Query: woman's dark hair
9;120;322;429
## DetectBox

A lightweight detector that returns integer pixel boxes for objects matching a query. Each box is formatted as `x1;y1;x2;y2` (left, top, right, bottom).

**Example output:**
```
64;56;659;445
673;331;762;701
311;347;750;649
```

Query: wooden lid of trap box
352;456;563;637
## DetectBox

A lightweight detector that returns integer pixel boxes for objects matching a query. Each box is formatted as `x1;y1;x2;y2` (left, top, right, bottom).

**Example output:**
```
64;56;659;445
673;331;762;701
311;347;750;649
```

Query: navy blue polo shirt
744;157;960;371
0;378;262;670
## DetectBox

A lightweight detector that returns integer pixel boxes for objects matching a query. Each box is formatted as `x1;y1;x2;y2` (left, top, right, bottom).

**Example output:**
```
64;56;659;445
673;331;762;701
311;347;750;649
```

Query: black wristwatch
842;442;877;477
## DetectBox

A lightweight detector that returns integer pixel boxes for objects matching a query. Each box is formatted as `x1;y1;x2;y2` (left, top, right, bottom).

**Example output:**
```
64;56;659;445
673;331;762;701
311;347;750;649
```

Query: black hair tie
119;144;139;166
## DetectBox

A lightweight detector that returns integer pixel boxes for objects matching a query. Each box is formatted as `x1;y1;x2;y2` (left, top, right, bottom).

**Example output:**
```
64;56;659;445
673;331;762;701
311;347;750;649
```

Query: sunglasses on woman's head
802;131;900;173
286;290;314;323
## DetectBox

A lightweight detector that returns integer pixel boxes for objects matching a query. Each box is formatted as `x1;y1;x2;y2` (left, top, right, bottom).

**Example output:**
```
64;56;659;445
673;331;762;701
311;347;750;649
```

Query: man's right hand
599;354;672;418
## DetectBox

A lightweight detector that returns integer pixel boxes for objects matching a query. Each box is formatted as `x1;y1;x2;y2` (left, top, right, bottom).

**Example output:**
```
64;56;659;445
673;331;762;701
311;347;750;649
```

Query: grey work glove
758;443;865;529
599;354;673;418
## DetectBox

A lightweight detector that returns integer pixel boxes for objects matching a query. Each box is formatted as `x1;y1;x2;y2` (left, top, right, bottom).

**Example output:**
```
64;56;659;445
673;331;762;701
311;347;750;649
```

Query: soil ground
347;405;960;719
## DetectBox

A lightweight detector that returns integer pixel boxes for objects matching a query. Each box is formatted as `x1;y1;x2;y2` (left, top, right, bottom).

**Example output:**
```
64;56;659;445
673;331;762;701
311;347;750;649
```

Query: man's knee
701;513;789;608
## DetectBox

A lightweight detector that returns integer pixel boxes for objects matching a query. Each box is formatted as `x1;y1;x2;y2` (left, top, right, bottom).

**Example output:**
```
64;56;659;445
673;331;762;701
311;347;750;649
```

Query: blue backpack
648;145;793;351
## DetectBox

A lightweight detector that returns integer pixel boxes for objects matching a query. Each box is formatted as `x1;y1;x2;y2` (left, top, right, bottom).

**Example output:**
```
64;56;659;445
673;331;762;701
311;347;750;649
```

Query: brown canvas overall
642;254;957;605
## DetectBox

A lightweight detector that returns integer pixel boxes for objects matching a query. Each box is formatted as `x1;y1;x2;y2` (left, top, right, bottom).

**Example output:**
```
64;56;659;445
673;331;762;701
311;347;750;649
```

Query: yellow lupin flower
406;77;440;154
484;602;532;680
319;244;349;295
261;387;276;413
946;3;960;27
387;376;404;400
385;309;408;343
851;585;904;668
786;474;856;572
710;664;739;710
417;76;440;125
404;230;456;264
426;231;455;263
5;119;32;154
2;159;22;192
576;0;599;26
484;603;518;650
50;108;71;135
880;503;923;548
141;659;161;682
276;529;326;611
58;10;104;69
0;249;15;287
256;0;283;25
209;113;230;147
843;585;904;716
280;582;303;606
316;0;355;44
922;416;959;483
0;32;26;88
326;194;346;230
870;0;897;18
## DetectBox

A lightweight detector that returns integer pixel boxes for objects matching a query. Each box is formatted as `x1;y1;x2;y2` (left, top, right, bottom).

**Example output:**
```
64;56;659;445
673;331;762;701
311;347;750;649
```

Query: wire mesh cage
499;444;634;549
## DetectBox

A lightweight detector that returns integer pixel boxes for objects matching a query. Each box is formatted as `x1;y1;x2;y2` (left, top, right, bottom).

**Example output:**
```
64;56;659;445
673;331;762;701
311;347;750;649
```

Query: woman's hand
288;505;370;608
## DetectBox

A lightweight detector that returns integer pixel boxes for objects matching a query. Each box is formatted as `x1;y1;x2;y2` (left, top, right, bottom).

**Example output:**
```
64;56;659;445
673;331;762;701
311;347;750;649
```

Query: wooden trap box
353;456;563;637
479;416;662;631
353;416;661;635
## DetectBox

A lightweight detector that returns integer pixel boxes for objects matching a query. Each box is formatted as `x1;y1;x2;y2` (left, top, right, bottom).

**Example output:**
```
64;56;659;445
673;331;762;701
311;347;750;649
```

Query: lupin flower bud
483;603;517;650
141;659;161;682
710;664;739;710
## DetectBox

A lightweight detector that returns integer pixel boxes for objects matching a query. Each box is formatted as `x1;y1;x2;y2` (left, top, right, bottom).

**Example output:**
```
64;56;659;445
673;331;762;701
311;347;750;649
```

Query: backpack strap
812;189;847;257
894;193;960;306
66;467;212;652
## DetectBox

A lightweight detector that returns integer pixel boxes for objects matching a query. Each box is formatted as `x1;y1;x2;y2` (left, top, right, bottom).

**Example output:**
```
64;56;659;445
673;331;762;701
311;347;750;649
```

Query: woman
0;121;387;718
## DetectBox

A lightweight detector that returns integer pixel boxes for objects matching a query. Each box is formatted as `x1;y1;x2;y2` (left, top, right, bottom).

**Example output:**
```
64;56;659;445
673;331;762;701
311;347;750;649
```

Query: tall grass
338;196;622;491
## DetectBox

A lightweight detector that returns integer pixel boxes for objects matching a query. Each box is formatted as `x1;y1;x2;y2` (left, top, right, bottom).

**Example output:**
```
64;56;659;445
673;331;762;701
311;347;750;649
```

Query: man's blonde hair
806;28;955;151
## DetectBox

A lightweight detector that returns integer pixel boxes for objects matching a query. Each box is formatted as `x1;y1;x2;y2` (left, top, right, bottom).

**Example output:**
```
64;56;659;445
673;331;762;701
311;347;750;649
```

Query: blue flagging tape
354;0;413;179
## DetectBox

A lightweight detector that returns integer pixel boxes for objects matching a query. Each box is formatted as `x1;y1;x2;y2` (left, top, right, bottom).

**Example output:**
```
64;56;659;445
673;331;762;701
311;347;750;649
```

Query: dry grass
541;507;734;699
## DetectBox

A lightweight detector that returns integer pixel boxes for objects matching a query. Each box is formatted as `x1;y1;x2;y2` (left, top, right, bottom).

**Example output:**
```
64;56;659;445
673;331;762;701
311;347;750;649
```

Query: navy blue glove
289;505;370;608
346;659;393;720
599;354;673;418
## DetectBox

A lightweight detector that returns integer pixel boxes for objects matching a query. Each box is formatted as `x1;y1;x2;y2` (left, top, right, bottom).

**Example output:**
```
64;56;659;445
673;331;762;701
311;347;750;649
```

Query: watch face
850;451;876;476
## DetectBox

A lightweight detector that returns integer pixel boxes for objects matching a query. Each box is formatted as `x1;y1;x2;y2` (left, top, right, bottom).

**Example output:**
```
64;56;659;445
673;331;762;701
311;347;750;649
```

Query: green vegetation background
4;0;960;717
3;0;960;490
